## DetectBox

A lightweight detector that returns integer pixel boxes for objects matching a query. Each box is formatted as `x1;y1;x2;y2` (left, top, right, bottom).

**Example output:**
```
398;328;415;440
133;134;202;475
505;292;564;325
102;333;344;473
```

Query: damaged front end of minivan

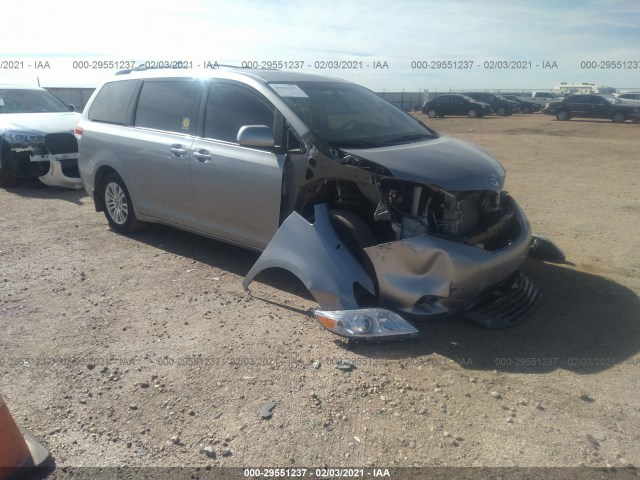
243;134;541;341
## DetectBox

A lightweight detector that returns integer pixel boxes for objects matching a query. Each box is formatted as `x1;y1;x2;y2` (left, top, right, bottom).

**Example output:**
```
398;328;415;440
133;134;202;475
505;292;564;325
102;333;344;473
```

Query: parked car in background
501;95;542;114
462;92;518;116
421;94;492;118
76;68;540;340
614;92;640;101
0;85;82;188
515;91;560;108
543;94;640;123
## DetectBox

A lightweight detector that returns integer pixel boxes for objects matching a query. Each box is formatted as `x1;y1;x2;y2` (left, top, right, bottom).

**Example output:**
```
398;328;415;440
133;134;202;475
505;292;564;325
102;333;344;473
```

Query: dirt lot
1;113;639;471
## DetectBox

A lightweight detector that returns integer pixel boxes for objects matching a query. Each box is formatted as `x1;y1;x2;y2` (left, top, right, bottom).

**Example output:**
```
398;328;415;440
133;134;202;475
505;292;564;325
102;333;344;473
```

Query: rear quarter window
88;80;138;125
134;79;202;134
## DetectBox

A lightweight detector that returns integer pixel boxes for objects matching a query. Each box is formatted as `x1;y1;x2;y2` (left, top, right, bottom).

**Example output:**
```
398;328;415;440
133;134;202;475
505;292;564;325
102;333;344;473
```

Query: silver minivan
76;68;539;341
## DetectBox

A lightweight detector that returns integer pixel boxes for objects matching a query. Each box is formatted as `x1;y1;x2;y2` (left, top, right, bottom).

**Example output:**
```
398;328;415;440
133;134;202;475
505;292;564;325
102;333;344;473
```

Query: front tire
427;109;438;118
521;105;531;114
496;106;507;116
612;112;626;123
329;210;378;294
0;152;19;187
556;110;570;121
329;210;377;251
102;172;143;233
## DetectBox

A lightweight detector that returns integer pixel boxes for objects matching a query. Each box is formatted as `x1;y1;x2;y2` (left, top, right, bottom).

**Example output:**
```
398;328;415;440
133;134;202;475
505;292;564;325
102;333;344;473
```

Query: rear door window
88;80;138;124
203;83;275;143
134;79;202;134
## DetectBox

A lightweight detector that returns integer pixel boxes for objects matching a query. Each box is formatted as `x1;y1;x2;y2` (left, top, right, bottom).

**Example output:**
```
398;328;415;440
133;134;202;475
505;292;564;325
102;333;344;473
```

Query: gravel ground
1;113;639;471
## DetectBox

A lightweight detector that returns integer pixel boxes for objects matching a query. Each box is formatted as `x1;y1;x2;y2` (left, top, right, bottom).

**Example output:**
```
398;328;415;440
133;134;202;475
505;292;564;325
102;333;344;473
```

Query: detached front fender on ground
242;203;375;311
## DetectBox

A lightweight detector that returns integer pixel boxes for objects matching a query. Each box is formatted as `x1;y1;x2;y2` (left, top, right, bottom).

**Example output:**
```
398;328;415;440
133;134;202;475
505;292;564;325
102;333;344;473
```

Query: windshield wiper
383;133;434;144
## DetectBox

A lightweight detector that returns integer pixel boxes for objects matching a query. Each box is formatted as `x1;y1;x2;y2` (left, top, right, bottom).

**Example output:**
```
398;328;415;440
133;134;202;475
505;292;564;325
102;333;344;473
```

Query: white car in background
0;85;82;189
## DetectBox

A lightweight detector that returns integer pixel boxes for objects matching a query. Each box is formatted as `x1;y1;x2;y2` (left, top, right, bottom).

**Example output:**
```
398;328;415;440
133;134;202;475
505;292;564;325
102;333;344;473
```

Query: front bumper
364;196;533;318
31;153;83;189
244;200;537;340
464;270;540;328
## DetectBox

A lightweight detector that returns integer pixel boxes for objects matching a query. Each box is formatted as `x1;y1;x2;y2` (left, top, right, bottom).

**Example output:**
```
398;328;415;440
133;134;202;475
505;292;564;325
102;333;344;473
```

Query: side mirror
237;125;274;148
68;104;76;112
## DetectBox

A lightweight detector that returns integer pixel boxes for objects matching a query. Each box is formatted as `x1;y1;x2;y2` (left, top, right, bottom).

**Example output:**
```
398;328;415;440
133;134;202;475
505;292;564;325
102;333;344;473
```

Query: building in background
552;83;616;96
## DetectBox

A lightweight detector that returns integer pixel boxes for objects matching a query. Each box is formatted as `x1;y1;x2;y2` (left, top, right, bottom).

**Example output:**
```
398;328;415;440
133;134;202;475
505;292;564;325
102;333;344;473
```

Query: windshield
0;89;70;114
269;81;436;147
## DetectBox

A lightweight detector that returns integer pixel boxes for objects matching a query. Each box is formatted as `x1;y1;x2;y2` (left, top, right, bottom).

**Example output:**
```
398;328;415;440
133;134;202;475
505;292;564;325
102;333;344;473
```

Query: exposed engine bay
289;162;521;253
247;134;541;338
377;180;520;250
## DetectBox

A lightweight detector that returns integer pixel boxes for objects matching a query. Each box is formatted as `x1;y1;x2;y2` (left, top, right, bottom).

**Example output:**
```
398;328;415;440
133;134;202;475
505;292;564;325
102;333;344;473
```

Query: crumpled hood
0;112;80;135
343;136;506;192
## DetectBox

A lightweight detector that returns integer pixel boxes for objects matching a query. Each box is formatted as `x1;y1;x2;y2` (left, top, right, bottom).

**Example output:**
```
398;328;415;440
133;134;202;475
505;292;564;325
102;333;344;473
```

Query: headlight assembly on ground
313;308;419;341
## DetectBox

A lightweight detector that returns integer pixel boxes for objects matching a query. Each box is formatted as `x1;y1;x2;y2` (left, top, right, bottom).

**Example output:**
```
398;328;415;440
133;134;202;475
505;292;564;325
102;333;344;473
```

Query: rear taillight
74;126;83;136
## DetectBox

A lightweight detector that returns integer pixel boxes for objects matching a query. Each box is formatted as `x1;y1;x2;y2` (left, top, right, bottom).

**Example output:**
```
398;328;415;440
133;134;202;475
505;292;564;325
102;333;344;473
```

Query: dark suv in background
421;94;492;118
462;92;519;116
501;95;542;114
543;94;640;123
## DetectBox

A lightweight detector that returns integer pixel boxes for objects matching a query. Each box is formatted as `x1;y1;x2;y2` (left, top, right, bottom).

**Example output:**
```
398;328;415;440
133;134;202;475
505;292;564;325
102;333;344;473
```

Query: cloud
2;0;639;89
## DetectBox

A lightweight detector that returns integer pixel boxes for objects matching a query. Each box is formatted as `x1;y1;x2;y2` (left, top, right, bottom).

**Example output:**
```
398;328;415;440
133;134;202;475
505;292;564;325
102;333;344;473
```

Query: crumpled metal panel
343;136;506;192
364;196;532;315
242;204;375;310
464;271;541;328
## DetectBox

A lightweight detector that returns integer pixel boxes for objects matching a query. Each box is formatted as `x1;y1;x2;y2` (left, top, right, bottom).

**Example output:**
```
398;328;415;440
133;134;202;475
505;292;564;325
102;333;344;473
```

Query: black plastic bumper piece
464;271;541;329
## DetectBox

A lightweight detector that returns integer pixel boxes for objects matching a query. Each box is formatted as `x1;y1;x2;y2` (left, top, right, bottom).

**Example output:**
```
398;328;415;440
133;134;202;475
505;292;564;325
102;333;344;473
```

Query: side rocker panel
242;204;375;310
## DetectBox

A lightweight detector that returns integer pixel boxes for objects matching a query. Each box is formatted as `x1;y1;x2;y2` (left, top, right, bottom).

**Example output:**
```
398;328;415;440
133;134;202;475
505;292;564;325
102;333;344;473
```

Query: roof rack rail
114;63;245;75
115;65;148;75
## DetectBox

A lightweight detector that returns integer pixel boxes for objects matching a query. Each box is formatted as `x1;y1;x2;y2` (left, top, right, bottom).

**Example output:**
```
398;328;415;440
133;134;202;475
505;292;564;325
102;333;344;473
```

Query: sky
1;0;639;91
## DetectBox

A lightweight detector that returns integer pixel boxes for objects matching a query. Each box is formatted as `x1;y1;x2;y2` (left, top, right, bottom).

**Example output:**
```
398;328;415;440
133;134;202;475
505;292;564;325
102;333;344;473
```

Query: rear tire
101;172;143;233
467;109;478;118
521;105;531;114
556;110;570;121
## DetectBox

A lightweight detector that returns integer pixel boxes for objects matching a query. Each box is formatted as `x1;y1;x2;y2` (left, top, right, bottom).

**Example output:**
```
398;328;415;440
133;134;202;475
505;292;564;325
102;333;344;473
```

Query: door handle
193;149;212;163
170;144;188;157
